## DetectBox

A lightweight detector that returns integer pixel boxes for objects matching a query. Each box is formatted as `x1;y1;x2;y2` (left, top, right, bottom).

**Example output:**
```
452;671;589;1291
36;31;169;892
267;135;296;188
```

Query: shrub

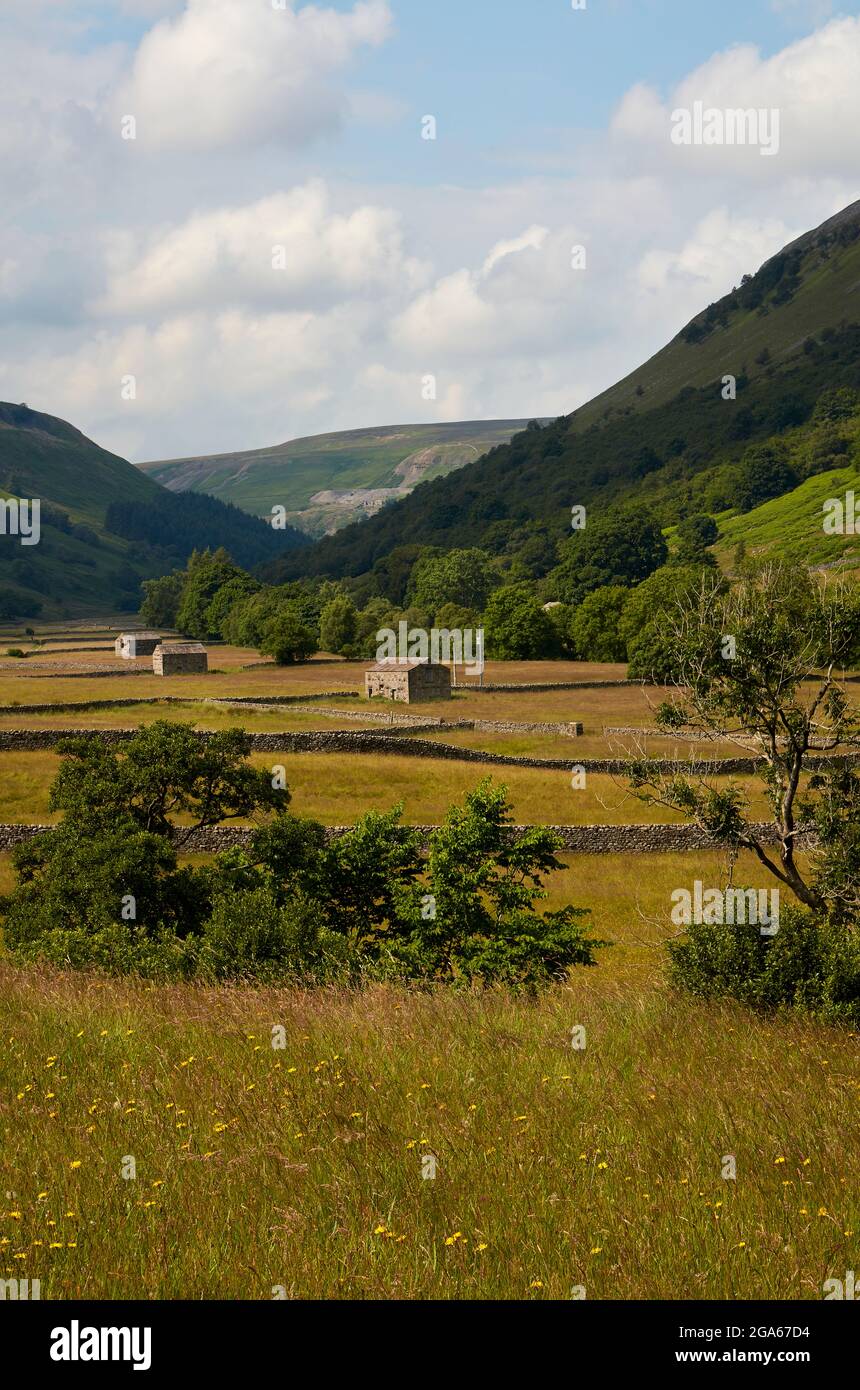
668;907;860;1026
198;889;351;983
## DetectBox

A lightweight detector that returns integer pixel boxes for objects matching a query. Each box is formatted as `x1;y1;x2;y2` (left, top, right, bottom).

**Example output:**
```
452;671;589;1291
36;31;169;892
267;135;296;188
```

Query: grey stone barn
153;642;208;676
365;660;452;704
114;631;162;660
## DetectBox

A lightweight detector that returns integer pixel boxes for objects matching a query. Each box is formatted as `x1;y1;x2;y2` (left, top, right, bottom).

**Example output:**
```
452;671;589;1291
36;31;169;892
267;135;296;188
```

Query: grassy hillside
139;420;538;537
714;464;860;572
0;404;307;620
261;200;860;584
0;402;161;525
570;197;860;430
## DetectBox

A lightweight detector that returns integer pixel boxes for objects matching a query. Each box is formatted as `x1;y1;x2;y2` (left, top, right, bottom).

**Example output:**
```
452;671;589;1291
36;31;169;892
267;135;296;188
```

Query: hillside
0;404;307;620
260;198;860;584
714;463;860;573
569;197;860;431
139;420;538;537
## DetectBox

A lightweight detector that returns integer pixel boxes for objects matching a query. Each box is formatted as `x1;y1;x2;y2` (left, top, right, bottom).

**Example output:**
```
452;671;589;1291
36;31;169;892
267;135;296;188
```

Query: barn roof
155;642;207;654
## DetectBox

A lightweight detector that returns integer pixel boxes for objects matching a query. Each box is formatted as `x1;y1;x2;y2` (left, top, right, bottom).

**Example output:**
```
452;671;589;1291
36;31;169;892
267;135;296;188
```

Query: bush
668;906;860;1026
5;921;198;980
199;889;351;983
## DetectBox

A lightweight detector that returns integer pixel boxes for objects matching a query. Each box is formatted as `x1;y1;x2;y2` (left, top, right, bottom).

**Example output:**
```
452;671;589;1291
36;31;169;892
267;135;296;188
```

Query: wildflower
444;1232;464;1246
69;1161;82;1171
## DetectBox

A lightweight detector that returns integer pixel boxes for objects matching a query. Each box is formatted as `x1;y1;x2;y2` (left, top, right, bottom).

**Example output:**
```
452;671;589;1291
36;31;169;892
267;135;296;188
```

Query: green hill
0;404;307;620
261;198;860;584
571;199;860;430
714;464;860;573
139;420;538;538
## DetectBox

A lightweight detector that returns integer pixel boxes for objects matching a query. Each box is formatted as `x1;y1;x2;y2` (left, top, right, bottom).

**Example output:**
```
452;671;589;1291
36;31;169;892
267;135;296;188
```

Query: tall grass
1;964;856;1300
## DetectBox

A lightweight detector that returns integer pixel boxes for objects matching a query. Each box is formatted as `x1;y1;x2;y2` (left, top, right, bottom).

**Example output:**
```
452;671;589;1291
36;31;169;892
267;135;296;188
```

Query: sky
1;0;859;463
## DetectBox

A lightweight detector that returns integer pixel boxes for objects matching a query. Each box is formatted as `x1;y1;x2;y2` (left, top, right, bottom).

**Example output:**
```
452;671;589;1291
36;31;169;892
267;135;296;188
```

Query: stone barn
365;660;452;704
114;631;162;660
153;642;208;676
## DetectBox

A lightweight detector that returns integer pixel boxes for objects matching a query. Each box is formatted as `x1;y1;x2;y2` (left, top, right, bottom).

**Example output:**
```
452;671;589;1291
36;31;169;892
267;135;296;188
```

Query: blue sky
1;0;859;461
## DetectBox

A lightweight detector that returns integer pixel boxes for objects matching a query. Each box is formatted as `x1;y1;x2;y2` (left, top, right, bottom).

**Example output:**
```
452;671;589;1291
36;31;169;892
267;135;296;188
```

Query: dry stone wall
0;821;819;855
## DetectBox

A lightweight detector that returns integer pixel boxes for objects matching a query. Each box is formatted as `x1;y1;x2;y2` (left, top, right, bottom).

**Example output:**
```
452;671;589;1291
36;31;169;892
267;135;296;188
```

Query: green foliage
260;606;318;664
812;386;860;424
2;821;208;952
394;779;602;989
198;889;350;984
673;513;718;565
483;583;558;659
630;564;860;918
140;571;184;627
548;507;668;607
409;548;499;614
735;441;797;513
48;721;287;845
568;585;629;662
319;594;358;654
0;730;597;992
175;549;248;640
668;907;860;1027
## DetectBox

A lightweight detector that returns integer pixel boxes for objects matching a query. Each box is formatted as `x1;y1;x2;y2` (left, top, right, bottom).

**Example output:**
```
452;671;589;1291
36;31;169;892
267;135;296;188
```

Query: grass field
0;750;781;827
2;851;856;1300
0;650;857;1302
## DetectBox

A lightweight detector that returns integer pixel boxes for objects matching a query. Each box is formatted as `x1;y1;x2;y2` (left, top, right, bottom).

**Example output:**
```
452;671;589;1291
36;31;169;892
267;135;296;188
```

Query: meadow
0;641;857;1301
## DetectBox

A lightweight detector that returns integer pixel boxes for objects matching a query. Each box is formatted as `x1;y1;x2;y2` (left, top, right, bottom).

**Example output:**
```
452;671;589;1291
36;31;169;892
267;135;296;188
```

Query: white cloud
116;0;393;151
636;209;796;298
96;182;428;317
3;6;860;467
611;16;860;177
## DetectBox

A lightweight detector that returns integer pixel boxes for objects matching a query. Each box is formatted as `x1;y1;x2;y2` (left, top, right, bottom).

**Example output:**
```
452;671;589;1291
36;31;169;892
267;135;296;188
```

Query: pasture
0;635;856;1300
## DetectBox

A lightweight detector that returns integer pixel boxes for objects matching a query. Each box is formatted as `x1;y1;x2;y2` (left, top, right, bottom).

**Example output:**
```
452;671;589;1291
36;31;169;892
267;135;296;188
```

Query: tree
674;514;718;566
175;549;247;640
410;548;498;616
140;571;185;627
483;584;558;659
628;564;860;917
1;722;290;956
812;386;860;425
206;573;261;639
395;780;601;988
49;722;287;847
260;606;317;664
569;586;629;662
548;507;668;608
735;442;796;513
319;594;358;654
